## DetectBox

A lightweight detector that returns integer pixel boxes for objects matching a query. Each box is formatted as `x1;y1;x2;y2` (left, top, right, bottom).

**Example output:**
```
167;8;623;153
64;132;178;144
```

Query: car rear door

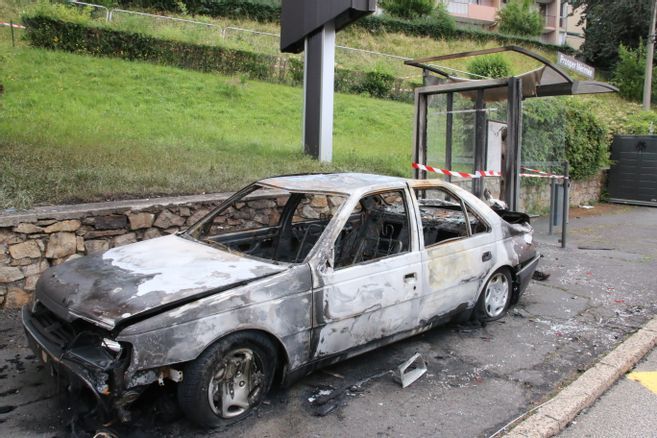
410;185;497;322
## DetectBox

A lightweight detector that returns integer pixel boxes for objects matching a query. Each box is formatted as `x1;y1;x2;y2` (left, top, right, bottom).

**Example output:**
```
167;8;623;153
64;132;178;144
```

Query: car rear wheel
177;332;277;428
475;269;512;321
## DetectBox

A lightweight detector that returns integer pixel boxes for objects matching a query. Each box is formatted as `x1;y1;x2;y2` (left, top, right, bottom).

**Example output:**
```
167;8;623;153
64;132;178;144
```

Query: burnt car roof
258;173;410;194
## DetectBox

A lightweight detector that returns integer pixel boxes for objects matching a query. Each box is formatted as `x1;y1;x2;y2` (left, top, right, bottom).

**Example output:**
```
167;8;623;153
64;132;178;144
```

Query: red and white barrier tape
412;163;500;178
0;22;25;29
412;163;567;180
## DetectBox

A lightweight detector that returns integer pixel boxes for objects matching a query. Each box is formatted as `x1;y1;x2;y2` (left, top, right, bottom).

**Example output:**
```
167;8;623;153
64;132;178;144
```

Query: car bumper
22;305;115;420
514;254;540;299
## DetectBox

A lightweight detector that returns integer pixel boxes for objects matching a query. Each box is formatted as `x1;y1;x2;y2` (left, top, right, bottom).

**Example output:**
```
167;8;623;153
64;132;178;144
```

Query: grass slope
0;43;413;209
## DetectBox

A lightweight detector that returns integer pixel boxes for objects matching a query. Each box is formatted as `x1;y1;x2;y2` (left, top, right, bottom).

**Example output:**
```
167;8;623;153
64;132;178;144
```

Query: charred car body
22;173;539;427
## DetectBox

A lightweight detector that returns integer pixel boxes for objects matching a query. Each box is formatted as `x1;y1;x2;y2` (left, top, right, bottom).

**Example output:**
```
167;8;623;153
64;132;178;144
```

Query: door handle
482;251;492;262
404;272;417;282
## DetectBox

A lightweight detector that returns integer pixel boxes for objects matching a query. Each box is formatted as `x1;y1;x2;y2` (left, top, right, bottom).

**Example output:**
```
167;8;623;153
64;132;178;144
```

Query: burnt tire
177;332;277;429
474;268;513;322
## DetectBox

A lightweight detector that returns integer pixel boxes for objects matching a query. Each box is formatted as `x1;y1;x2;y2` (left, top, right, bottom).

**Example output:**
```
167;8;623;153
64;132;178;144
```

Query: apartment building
441;0;582;47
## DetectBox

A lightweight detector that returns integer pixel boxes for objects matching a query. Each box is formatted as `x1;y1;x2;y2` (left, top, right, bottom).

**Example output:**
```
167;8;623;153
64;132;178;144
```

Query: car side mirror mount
326;247;335;270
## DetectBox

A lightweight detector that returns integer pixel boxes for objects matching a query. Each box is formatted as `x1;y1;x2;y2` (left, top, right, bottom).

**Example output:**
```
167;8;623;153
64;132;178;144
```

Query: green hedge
116;0;576;54
116;0;281;22
22;14;412;101
522;97;609;180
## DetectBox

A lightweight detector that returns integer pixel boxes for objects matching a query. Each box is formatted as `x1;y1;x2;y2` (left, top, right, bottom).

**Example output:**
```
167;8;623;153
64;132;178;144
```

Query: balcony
543;14;557;30
445;0;498;24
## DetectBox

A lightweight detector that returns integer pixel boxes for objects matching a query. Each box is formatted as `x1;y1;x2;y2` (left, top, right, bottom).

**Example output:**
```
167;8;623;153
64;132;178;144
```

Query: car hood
35;235;288;330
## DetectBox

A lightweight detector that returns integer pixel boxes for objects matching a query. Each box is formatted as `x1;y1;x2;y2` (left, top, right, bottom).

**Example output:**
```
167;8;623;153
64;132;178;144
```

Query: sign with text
557;52;595;79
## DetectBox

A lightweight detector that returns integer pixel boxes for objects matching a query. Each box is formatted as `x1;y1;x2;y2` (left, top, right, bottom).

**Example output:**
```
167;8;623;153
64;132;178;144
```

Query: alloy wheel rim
208;348;264;418
484;273;509;318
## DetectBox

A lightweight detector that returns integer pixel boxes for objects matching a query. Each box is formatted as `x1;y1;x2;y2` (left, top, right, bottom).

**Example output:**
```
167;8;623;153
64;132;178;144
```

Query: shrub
117;0;281;21
616;110;657;135
467;54;512;79
380;0;435;20
522;98;609;180
522;98;568;167
497;0;543;37
611;42;657;103
563;100;609;180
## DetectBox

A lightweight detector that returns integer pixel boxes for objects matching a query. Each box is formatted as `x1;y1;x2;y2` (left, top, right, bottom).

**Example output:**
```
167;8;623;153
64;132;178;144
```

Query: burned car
22;173;539;427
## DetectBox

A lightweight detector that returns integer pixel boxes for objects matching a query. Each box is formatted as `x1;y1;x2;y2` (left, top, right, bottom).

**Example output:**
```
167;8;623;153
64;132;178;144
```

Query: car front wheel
475;268;513;321
177;332;277;428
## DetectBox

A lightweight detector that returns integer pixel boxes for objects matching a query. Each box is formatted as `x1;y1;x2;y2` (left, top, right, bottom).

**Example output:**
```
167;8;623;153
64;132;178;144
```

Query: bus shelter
406;46;617;211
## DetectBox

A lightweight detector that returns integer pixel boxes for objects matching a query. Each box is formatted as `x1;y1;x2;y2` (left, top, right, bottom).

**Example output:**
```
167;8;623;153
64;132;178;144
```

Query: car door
310;188;422;359
411;186;497;323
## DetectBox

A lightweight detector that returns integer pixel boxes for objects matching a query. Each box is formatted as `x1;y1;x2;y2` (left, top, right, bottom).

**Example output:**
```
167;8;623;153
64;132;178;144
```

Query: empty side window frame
464;202;491;235
414;187;472;247
333;189;411;269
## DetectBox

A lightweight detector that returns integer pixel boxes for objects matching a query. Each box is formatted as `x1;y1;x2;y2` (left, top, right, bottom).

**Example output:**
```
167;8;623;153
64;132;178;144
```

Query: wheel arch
198;327;291;386
475;264;515;303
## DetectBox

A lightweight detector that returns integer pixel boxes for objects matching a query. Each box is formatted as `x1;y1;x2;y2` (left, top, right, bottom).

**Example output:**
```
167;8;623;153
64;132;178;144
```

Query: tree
611;42;657;102
380;0;435;20
497;0;543;37
572;0;652;71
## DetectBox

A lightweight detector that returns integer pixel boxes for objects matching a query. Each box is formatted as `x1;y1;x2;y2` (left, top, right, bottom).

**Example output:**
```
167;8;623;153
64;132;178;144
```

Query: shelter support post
413;92;428;179
303;23;336;162
474;89;486;197
445;93;454;183
504;77;523;211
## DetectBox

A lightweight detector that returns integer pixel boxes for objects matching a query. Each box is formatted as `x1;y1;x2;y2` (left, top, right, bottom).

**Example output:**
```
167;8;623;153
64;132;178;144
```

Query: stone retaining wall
519;172;606;213
0;172;605;309
0;193;232;309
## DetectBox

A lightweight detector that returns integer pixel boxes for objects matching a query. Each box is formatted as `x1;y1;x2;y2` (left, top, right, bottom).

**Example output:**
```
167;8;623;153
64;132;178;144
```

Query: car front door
310;188;422;359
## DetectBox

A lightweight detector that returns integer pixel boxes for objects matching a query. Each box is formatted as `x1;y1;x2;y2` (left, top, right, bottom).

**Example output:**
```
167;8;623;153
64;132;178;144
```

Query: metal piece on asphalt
394;353;427;388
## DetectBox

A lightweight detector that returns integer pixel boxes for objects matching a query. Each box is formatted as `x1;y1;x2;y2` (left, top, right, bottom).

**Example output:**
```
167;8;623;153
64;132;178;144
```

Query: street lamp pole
643;0;657;110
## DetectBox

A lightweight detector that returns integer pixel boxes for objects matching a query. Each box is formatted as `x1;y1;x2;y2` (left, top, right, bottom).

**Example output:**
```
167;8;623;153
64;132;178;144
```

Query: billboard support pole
303;23;336;162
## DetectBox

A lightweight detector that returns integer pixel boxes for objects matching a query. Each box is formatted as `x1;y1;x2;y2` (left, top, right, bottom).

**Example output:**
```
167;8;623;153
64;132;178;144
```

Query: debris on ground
320;369;344;379
577;246;616;251
393;353;427;388
532;270;551;281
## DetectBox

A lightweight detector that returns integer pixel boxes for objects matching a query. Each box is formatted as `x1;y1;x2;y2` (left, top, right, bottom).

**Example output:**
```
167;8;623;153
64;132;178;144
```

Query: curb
503;317;657;438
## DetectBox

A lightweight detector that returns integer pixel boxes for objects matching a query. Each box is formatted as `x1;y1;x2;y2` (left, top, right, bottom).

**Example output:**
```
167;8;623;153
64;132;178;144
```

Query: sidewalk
559;346;657;437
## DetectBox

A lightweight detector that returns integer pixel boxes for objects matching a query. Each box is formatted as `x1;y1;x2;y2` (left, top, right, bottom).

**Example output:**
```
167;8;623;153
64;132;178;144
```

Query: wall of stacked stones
0;173;605;309
0;194;233;309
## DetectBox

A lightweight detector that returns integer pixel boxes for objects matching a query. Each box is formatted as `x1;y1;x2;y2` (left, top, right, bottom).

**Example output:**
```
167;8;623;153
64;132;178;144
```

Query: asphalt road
1;204;656;437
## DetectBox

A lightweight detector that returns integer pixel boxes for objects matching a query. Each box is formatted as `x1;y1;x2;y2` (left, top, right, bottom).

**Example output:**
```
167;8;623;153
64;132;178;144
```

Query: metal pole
548;177;555;235
412;92;427;180
446;92;454;183
505;78;522;211
302;23;336;162
10;20;15;48
644;0;657;110
561;161;569;249
474;89;486;198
